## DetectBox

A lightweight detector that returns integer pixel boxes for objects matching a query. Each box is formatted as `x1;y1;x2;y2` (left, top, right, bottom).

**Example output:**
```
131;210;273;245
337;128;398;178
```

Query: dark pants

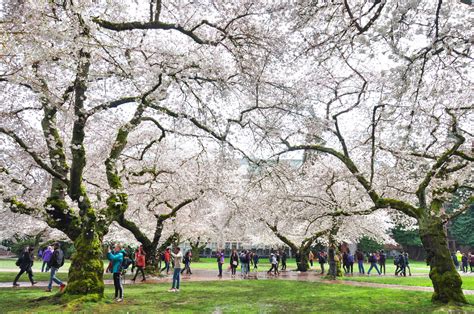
181;262;192;275
231;264;237;275
310;260;313;267
395;265;406;276
470;263;474;272
218;263;223;276
133;266;146;281
14;268;34;284
347;262;353;274
161;261;170;273
113;273;123;299
268;264;278;275
379;262;386;274
281;261;287;270
172;268;181;289
462;263;468;273
320;263;325;274
41;261;50;272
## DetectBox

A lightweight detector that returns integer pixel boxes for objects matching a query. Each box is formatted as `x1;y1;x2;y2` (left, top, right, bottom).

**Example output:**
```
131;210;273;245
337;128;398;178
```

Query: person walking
267;252;279;276
395;252;406;276
41;246;53;272
169;247;183;292
347;251;354;275
461;253;468;273
217;250;225;278
379;250;386;275
13;246;37;287
318;251;327;275
356;250;365;274
161;248;171;274
253;252;259;270
309;251;314;268
367;253;381;275
230;250;239;277
132;245;146;282
403;252;412;276
181;250;192;275
342;251;349;274
45;242;66;292
239;251;247;277
108;244;124;302
470;251;474;273
281;251;287;271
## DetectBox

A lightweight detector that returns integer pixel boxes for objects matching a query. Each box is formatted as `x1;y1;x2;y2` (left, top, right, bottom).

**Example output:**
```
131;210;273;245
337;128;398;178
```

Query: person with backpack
45;242;66;292
367;252;381;275
281;251;287;271
41;246;53;272
132;245;146;282
239;251;247;277
217;250;225;277
395;252;406;276
253;252;259;270
13;246;37;287
108;244;124;302
346;251;354;275
181;250;192;275
379;250;386;275
161;248;171;274
169;247;183;292
355;250;365;274
318;251;327;275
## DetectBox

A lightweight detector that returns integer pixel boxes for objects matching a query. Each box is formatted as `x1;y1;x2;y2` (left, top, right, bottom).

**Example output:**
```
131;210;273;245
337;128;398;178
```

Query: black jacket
49;248;65;269
19;251;34;271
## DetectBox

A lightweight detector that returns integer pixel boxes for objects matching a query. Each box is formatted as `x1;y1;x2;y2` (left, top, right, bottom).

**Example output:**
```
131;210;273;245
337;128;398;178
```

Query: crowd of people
452;250;474;273
11;243;474;303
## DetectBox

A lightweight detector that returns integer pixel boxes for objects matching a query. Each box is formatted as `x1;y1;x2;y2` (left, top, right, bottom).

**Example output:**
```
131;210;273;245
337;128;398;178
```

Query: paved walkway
2;269;473;295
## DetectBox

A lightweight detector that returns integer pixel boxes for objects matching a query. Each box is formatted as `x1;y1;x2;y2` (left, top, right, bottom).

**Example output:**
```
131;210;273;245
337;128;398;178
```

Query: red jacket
164;251;171;262
135;251;146;267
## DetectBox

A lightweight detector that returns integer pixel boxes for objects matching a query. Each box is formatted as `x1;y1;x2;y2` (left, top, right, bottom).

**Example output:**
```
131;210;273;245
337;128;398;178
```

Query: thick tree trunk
66;229;104;297
295;249;309;272
418;215;467;304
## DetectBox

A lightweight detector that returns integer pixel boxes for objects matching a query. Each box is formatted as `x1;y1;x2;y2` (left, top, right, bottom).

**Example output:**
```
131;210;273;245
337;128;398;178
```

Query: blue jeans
241;263;247;274
358;261;365;274
48;267;62;289
367;262;380;275
172;268;181;289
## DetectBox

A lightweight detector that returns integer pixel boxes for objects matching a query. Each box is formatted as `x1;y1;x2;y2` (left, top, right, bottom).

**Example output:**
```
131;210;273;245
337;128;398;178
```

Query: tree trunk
66;229;104;298
418;215;467;304
295;249;309;272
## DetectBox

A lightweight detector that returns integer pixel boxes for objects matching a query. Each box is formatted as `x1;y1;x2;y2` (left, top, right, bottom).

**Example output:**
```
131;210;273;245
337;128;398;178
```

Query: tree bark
295;249;310;272
66;227;104;297
419;215;467;304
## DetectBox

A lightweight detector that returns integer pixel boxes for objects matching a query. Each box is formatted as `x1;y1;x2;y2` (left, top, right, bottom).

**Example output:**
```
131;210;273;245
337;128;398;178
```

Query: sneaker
175;289;180;292
45;289;52;292
168;288;176;292
31;281;38;286
59;284;66;292
13;283;20;287
116;298;123;302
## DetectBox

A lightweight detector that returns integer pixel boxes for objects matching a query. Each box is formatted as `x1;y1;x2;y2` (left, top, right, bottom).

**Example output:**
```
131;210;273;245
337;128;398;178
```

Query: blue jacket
107;250;124;273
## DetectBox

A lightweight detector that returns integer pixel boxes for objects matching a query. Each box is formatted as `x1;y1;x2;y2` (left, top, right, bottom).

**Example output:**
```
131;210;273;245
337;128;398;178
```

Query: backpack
15;256;23;267
121;257;132;273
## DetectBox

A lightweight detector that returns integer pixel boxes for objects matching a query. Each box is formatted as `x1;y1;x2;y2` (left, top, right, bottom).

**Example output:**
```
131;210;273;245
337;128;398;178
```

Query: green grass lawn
342;275;474;290
1;280;473;313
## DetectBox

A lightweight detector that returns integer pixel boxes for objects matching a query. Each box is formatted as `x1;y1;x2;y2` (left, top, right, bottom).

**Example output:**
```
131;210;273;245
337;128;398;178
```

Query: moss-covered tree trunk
66;229;104;297
419;215;467;304
295;249;310;272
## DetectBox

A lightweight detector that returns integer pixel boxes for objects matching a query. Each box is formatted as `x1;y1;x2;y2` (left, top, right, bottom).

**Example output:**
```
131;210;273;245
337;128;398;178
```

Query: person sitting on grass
367;252;381;276
169;247;183;292
45;242;66;293
108;244;124;302
13;246;37;287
